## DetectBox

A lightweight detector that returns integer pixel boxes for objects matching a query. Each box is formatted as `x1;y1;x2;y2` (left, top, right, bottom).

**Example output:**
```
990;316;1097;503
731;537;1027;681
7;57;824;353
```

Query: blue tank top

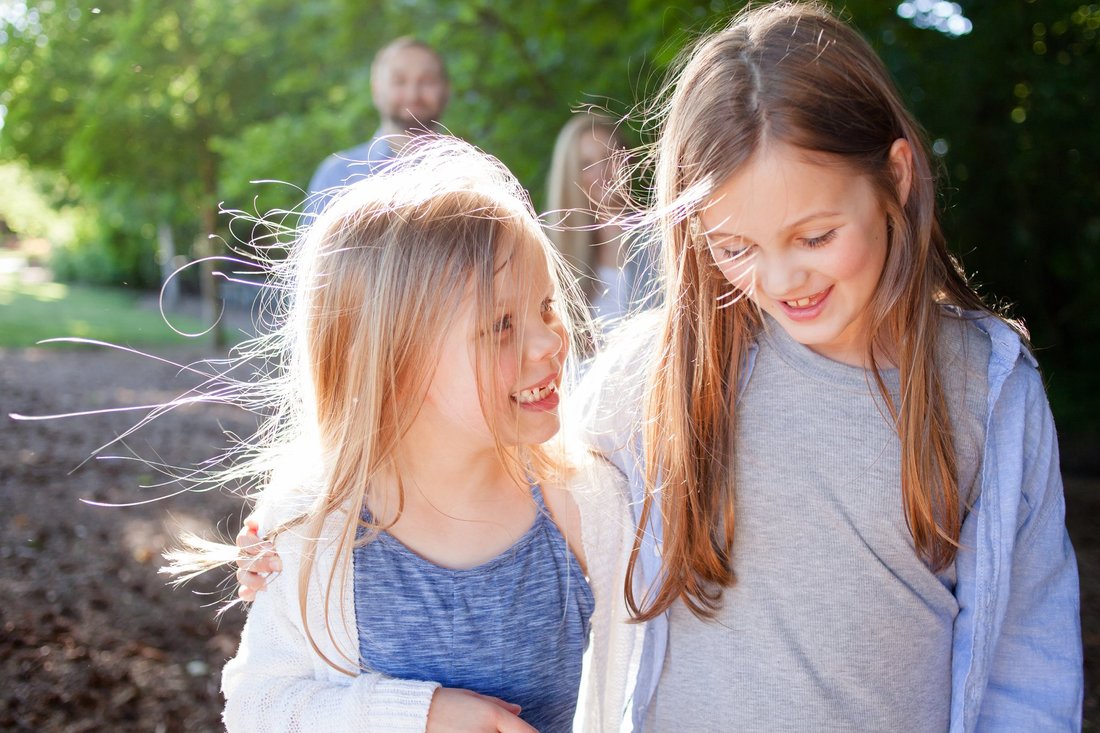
352;483;594;732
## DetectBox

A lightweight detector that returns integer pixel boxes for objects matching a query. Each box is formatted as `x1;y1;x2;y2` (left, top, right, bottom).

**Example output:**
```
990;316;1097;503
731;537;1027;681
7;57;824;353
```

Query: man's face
372;46;449;132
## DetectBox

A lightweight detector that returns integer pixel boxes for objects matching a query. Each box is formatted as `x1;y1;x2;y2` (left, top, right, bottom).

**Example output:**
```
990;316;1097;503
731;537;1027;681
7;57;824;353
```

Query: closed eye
803;229;838;248
714;246;756;276
717;247;746;263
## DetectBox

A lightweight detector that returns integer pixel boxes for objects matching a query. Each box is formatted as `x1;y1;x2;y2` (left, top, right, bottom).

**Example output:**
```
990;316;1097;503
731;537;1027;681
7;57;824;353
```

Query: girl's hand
426;688;537;733
235;518;281;602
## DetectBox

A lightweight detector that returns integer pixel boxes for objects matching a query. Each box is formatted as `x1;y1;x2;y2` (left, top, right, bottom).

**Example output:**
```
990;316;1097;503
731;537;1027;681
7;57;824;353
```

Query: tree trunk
157;221;179;310
197;150;225;348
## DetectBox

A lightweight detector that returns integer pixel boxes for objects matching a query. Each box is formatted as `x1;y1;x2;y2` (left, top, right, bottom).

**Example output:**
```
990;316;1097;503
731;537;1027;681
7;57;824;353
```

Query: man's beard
390;111;441;134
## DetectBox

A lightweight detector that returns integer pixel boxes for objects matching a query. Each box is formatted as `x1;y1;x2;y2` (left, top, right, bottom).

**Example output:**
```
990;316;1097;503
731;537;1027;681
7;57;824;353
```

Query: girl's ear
889;138;914;207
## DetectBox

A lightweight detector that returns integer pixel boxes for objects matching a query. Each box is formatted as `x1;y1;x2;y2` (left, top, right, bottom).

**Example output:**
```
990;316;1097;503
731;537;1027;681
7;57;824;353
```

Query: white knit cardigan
220;453;642;733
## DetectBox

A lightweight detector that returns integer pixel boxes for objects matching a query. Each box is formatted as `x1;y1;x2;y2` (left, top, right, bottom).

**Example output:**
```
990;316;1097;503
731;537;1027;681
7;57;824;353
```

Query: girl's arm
222;526;439;733
224;525;537;733
973;363;1083;729
568;452;647;733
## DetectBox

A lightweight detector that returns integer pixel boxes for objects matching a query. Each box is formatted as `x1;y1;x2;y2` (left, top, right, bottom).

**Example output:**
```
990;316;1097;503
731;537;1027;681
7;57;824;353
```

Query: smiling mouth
511;381;558;404
782;288;830;309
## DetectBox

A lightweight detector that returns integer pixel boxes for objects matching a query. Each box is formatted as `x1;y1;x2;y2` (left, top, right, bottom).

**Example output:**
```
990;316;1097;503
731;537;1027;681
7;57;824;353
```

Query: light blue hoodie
577;311;1082;732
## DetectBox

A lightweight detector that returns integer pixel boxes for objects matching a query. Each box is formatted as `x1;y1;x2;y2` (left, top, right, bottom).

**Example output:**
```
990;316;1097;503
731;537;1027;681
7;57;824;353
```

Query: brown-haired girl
579;2;1081;730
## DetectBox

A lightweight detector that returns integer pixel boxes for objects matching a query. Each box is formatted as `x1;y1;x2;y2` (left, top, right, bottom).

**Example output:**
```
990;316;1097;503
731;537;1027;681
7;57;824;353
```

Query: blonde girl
178;137;632;733
578;2;1081;730
545;112;656;321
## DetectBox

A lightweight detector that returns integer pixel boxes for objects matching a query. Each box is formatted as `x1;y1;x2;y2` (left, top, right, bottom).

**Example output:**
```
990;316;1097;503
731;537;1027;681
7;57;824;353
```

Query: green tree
2;0;1096;434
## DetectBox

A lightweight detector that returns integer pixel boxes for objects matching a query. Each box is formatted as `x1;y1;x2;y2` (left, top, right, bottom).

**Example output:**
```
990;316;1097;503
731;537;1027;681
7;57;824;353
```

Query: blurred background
1;0;1096;730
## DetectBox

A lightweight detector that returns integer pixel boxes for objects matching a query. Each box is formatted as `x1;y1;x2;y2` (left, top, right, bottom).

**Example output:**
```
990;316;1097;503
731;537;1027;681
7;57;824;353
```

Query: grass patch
0;269;214;348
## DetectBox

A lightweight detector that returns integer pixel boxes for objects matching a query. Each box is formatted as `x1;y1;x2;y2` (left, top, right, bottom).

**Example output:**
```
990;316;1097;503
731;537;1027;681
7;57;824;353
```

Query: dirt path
1;345;1096;730
1;346;253;732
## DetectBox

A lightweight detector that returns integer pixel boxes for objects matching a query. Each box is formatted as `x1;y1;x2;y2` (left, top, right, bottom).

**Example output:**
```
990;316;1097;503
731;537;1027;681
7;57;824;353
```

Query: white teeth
513;381;557;404
785;295;814;308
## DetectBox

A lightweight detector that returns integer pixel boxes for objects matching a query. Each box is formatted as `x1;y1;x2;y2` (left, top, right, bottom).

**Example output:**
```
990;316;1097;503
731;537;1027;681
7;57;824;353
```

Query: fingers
237;520;262;552
237;582;257;603
496;714;538;733
237;542;280;575
234;516;280;601
235;518;280;574
481;695;522;716
235;559;275;602
427;688;531;733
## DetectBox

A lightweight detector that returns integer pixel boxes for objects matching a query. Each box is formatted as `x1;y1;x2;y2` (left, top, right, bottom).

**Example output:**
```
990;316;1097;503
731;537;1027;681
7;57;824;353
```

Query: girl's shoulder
943;308;1038;383
573;309;661;438
938;309;994;378
562;444;630;494
542;444;628;516
544;446;632;578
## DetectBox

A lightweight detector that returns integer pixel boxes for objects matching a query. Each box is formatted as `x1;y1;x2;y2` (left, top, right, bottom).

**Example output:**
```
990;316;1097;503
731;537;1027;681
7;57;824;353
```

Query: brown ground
1;345;1096;731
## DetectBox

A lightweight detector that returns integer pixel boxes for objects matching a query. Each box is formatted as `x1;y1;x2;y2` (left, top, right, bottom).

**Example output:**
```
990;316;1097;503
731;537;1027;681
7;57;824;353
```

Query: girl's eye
493;314;513;334
715;246;752;268
804;229;838;248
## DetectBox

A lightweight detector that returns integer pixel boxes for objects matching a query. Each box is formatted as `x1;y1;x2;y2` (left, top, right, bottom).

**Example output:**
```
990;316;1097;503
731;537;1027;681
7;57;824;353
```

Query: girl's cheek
721;262;754;292
708;246;751;290
553;321;569;359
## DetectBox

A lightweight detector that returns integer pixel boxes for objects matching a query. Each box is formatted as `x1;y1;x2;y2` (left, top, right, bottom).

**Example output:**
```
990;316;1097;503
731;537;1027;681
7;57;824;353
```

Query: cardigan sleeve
221;525;440;733
974;362;1083;730
570;453;646;733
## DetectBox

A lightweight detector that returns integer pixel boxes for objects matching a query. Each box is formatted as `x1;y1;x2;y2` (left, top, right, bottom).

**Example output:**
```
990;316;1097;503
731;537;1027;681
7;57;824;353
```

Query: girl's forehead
493;234;552;291
699;144;868;233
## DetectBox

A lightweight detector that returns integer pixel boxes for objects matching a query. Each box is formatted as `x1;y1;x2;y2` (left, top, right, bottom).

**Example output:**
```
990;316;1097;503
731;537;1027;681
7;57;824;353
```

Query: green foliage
0;271;208;347
1;0;1097;431
49;204;162;288
381;0;714;205
0;162;80;244
857;1;1100;370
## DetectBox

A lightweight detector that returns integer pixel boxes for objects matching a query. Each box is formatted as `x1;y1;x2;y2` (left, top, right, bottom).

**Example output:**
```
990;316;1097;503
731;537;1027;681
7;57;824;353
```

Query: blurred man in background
307;37;450;211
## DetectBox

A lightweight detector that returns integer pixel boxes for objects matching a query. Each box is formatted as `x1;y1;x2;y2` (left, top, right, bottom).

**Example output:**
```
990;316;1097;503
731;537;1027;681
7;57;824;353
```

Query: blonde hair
167;137;588;672
629;1;1020;621
545;111;628;300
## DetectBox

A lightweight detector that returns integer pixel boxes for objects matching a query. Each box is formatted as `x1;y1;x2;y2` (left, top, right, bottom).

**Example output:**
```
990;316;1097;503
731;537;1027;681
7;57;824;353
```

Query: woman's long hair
167;137;589;672
629;1;1020;621
545;111;628;300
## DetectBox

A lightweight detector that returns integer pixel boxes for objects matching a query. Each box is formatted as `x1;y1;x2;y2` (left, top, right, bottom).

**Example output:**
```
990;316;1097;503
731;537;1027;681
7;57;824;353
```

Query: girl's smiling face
419;237;568;452
699;140;910;366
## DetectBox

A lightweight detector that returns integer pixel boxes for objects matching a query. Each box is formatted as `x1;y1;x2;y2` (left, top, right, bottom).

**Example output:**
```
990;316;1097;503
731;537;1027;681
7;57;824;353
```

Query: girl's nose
756;251;808;299
525;318;565;363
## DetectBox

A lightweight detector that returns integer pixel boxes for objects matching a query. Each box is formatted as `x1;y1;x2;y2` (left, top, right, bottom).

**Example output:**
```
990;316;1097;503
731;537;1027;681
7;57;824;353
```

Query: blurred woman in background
545;112;657;323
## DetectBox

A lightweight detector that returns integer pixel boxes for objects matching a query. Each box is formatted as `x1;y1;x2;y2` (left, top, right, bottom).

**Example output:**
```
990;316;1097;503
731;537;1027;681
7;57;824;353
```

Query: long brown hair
629;1;1019;621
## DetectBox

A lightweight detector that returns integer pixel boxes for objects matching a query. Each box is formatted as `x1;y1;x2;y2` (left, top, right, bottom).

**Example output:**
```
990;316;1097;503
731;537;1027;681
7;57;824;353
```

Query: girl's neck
367;435;534;571
370;431;520;525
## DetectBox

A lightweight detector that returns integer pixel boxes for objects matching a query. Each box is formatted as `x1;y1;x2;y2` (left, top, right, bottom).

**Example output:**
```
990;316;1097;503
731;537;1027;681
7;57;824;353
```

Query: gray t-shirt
645;313;989;732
